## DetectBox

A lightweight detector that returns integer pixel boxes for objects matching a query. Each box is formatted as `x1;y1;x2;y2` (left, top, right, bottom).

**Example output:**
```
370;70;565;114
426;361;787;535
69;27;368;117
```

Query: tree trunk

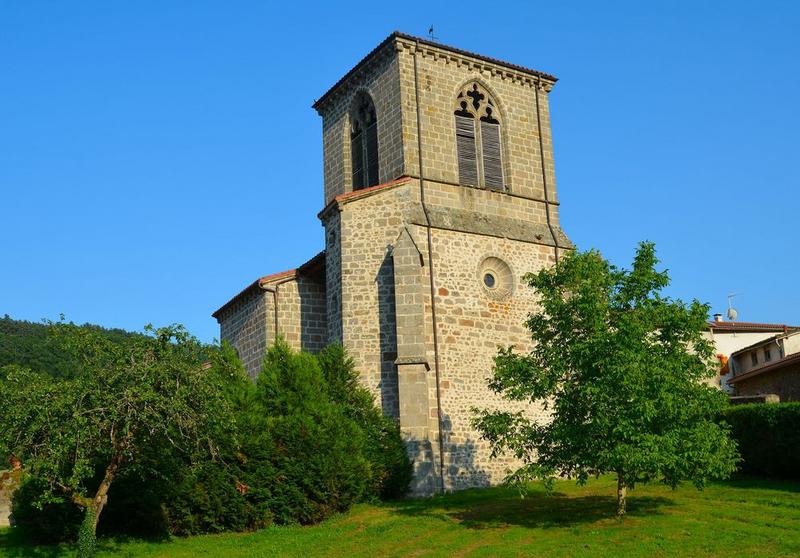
78;506;98;558
77;449;124;557
616;473;627;518
92;449;124;530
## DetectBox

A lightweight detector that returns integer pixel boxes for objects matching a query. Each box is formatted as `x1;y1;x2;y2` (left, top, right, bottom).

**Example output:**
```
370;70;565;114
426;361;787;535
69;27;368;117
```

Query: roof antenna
727;292;741;321
428;25;438;40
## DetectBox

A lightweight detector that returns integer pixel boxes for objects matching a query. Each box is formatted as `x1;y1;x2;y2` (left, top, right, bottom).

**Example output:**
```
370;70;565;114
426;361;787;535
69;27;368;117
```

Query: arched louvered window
454;83;504;190
351;93;379;191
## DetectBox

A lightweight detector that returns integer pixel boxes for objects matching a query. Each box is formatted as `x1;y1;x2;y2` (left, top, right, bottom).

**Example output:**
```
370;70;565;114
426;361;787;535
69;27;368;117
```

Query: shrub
164;461;253;536
8;340;410;541
11;476;82;543
99;467;171;538
160;341;379;529
317;344;412;499
723;402;800;479
250;341;372;523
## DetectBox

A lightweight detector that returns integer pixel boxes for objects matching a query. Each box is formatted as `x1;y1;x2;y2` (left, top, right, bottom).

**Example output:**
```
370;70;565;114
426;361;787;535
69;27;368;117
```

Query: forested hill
0;315;140;377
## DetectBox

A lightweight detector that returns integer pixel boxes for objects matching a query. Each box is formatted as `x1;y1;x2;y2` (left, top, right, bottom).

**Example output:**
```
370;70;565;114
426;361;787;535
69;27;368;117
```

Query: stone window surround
477;255;515;301
349;90;379;191
454;81;506;191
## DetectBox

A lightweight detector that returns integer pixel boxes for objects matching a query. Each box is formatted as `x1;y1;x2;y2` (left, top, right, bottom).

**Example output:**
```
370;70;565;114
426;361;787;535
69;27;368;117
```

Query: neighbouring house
212;32;572;495
704;315;799;393
727;330;800;402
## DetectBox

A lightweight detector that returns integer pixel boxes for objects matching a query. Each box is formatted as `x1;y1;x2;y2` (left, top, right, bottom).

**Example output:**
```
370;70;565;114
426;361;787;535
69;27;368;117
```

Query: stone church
213;32;572;496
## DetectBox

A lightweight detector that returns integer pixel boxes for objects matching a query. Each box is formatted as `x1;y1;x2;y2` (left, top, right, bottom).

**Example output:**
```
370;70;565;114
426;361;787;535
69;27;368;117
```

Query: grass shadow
385;487;674;529
0;527;169;558
0;527;68;558
713;476;800;493
454;494;673;529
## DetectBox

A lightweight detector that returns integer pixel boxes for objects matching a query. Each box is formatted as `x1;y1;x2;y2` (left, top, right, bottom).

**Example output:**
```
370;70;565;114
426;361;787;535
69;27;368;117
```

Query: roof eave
312;33;397;113
212;252;328;321
211;279;262;321
317;176;412;221
312;31;558;113
728;352;800;384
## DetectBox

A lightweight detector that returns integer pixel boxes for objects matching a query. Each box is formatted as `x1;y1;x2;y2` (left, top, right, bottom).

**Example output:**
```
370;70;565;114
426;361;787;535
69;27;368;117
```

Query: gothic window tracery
454;83;504;190
350;93;379;190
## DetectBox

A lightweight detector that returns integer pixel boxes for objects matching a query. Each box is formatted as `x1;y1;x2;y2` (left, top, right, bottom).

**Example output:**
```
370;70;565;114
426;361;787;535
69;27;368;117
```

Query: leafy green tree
473;242;738;516
0;314;141;378
0;323;235;555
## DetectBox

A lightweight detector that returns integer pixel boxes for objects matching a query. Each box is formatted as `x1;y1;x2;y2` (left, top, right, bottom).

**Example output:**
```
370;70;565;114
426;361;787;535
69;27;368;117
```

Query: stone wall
324;211;343;344
314;34;561;214
0;469;21;527
325;183;413;420
216;269;328;381
216;287;270;381
395;38;559;215
734;362;800;402
324;176;566;492
273;275;328;354
425;225;555;490
317;43;406;206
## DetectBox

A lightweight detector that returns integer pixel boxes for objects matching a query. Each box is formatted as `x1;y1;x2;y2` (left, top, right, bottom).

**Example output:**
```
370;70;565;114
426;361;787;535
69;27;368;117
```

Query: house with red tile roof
704;317;799;393
727;330;800;402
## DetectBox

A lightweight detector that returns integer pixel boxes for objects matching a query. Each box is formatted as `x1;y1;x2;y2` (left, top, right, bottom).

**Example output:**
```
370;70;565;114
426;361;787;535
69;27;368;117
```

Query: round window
477;257;514;301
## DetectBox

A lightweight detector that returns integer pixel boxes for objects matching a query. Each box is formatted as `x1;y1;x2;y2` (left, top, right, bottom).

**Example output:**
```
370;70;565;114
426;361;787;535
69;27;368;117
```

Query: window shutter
351;133;364;190
455;115;478;186
480;121;503;190
365;121;379;187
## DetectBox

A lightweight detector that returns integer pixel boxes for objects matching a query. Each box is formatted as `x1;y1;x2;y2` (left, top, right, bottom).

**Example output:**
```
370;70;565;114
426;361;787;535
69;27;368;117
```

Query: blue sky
2;1;798;341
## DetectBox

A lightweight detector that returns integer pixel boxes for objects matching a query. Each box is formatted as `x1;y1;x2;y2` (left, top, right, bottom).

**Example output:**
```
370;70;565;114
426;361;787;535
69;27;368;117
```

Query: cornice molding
396;37;556;92
313;40;395;115
313;32;557;114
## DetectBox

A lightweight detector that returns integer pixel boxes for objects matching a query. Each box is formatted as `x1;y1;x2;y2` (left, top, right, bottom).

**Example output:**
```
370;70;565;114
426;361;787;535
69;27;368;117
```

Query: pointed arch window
454;83;504;190
351;93;379;191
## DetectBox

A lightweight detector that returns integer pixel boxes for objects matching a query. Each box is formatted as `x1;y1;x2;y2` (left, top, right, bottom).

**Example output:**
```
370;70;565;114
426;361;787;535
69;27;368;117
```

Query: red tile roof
318;176;411;219
212;270;296;320
211;278;261;320
211;253;325;320
335;176;410;203
258;269;296;285
707;321;797;333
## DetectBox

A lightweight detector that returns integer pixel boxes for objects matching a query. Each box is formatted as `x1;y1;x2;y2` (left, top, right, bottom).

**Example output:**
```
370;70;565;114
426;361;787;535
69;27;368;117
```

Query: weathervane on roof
428;25;438;41
727;292;741;321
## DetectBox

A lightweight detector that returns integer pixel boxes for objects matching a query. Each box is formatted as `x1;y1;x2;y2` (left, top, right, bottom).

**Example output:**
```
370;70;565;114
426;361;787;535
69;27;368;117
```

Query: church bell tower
214;32;571;496
313;32;571;495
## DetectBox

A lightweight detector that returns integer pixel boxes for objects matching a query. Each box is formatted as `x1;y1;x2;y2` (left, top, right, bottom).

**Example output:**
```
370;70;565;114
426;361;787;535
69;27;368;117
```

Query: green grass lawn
2;476;799;557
